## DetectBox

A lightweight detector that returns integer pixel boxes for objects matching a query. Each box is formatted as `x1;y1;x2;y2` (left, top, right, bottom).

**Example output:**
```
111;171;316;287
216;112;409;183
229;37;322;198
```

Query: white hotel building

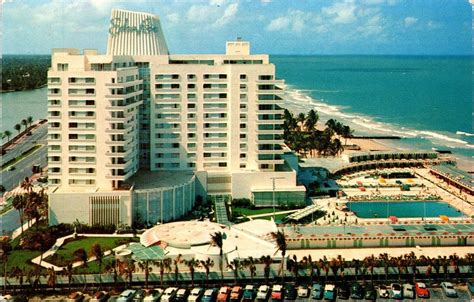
47;9;305;226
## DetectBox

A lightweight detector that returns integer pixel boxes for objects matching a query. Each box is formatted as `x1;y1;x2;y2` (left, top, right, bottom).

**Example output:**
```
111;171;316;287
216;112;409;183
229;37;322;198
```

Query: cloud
210;0;226;6
215;3;238;26
322;1;357;24
266;10;311;33
404;16;418;27
427;20;442;29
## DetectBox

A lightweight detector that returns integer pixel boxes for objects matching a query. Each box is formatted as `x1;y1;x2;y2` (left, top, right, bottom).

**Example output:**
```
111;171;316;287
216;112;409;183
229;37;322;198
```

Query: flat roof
299;157;347;171
126;170;194;191
431;164;473;190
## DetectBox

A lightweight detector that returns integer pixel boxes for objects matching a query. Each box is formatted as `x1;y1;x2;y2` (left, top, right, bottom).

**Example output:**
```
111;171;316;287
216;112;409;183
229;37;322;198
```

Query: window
187;83;196;89
240;134;247;139
240;74;247;80
240;84;247;89
188;113;196;119
240;164;246;169
240;114;247;119
187;74;196;80
240;104;247;109
188;103;196;109
240;153;247;158
240;123;247;129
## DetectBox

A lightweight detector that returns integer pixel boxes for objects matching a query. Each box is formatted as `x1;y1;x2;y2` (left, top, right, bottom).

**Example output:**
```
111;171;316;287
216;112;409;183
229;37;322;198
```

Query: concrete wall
231;170;298;199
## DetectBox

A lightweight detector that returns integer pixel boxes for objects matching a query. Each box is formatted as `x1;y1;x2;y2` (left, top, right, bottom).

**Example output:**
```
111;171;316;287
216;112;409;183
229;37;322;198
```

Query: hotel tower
47;9;305;226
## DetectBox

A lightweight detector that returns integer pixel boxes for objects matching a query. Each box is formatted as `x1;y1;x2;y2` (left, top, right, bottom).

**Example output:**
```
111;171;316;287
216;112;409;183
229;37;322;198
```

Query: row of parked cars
71;280;472;301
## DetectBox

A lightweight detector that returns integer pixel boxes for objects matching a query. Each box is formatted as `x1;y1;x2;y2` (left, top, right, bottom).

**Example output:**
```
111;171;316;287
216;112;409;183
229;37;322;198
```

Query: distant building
47;9;305;226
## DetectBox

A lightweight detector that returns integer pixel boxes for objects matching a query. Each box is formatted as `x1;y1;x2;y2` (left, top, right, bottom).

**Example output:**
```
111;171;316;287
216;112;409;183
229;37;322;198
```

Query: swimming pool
346;201;464;218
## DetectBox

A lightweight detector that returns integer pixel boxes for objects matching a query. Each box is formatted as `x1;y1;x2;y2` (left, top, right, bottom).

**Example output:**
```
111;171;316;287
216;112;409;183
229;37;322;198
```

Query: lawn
44;236;138;267
6;249;43;271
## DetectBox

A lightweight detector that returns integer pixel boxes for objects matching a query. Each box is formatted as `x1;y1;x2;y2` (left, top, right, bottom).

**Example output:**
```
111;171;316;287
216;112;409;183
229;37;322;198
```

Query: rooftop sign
109;17;158;36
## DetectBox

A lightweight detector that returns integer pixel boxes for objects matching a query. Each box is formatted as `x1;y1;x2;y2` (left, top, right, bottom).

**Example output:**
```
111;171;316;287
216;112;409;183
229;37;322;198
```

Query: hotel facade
47;9;305;226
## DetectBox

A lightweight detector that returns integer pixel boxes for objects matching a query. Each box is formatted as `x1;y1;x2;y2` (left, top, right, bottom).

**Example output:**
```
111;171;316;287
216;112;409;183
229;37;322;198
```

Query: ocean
272;55;473;170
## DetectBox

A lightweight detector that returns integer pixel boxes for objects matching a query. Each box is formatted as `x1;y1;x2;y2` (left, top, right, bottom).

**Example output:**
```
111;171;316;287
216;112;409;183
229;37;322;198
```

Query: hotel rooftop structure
47;9;305;226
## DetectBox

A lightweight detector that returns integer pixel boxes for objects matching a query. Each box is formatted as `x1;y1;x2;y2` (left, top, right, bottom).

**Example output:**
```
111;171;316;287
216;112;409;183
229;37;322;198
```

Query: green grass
6;249;43;271
232;207;286;217
44;236;138;267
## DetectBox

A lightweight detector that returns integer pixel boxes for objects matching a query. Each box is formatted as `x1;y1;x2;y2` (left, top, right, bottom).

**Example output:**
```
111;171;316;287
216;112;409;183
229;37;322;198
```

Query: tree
227;259;242;285
271;230;287;280
260;255;273;283
242;257;257;284
200;258;214;286
173;254;183;285
12;195;26;235
341;125;353;145
3;130;12;142
210;231;225;283
46;268;57;291
157;258;172;286
63;262;74;291
21;119;28;131
14;123;21;134
90;243;103;288
185;258;200;287
305;109;319;132
73;248;88;289
27;116;33;128
138;260;152;289
297;112;306;130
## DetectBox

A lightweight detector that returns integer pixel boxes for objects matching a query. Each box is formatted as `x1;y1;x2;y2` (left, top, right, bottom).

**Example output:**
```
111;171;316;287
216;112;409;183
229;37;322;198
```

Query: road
0;145;47;192
1;122;47;166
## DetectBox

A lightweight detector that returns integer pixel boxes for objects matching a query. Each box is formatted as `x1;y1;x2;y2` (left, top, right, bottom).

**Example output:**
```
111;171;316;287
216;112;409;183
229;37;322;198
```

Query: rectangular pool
346;201;464;218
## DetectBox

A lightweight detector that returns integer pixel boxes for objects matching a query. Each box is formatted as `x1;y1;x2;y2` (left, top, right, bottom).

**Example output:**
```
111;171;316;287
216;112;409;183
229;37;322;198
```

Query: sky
2;0;472;55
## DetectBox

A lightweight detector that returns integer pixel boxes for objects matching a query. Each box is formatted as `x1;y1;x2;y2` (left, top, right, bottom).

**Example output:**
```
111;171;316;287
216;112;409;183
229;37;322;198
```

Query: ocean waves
284;87;474;151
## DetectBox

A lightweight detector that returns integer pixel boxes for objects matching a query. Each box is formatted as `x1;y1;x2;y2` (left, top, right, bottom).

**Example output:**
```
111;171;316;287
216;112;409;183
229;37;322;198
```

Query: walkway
214;195;230;225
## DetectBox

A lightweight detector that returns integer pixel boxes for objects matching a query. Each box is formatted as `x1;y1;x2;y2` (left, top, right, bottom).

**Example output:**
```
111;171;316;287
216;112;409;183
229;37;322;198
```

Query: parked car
271;284;283;301
256;285;270;301
162;287;178;302
118;290;137;302
67;291;85;302
467;280;474;295
311;282;323;299
90;291;109;302
337;283;350;300
389;283;402;299
284;284;297;300
415;282;429;299
297;284;309;298
323;284;335;301
217;287;231;302
402;283;415;299
378;285;389;299
242;285;256;302
188;288;205;302
350;282;363;299
441;282;457;298
133;289;146;302
230;286;243;302
202;289;218;302
364;284;376;301
176;288;190;302
144;289;164;302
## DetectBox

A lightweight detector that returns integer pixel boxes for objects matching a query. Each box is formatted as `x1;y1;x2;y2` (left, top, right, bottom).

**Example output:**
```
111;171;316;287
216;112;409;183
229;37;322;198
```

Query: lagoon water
1;88;47;134
273;55;473;168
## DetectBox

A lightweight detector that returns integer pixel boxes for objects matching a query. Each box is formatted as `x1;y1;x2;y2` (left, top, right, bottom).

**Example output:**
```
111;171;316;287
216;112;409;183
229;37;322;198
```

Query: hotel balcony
105;79;142;87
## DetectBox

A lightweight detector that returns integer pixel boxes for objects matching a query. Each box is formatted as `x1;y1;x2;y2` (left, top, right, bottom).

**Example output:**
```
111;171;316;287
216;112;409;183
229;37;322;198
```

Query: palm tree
325;119;337;132
341;125;353;145
27;116;33;128
12;195;26;235
3;130;12;142
227;259;241;285
210;231;225;283
305;109;319;132
173;254;183;285
47;268;57;291
90;243;103;288
21;119;28;131
63;262;74;291
138;260;152;289
14;123;21;134
260;255;273;283
297;112;306;130
330;138;344;156
73;248;88;289
271;230;287;280
200;258;214;286
185;258;200;287
242;257;256;284
157;258;172;286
